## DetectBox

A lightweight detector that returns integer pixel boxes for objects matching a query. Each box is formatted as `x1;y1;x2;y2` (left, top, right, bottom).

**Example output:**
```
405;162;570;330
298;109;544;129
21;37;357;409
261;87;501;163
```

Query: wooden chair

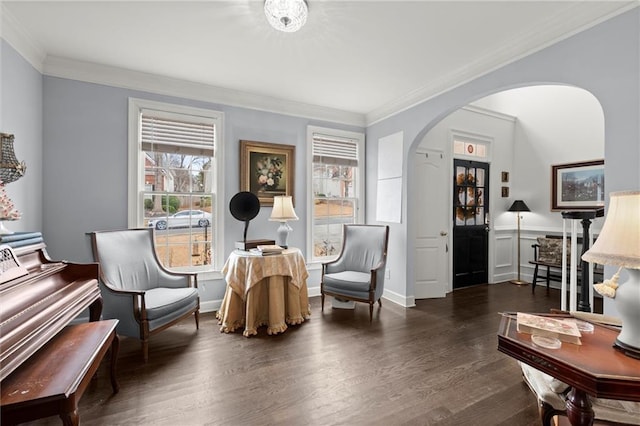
530;236;603;293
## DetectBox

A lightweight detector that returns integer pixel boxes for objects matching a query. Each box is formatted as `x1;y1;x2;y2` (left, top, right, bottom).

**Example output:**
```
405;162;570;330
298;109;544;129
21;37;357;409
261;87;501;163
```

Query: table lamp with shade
269;195;298;249
508;199;531;285
582;190;640;358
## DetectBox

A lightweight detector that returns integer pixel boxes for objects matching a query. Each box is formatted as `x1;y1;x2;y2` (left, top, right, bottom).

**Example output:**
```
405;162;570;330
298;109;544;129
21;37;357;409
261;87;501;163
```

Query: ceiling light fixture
264;0;308;33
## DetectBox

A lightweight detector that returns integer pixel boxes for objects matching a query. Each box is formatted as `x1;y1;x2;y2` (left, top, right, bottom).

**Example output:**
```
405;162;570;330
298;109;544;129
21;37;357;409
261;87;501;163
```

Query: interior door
414;149;449;298
453;159;489;289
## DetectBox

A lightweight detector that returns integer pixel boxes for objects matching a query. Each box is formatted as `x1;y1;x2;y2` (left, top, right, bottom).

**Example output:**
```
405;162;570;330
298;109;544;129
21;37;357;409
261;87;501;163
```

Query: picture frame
551;160;604;211
501;171;509;183
501;186;509;198
240;140;295;206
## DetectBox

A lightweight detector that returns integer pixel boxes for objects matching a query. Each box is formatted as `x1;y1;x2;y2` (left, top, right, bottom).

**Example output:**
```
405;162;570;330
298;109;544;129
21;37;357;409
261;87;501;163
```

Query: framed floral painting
240;140;295;206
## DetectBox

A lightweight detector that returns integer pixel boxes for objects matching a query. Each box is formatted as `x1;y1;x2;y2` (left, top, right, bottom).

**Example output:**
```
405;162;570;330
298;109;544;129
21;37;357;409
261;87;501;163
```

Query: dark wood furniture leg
566;387;595;426
545;265;551;292
110;332;120;394
89;297;103;321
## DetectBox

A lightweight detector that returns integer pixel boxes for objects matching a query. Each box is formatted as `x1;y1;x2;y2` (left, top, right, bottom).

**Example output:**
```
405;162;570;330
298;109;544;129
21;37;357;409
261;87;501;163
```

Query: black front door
453;159;489;289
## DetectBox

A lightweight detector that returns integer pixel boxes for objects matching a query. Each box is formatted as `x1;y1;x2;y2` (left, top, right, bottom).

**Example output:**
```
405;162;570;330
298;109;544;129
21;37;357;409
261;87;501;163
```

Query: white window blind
312;133;358;167
141;111;215;156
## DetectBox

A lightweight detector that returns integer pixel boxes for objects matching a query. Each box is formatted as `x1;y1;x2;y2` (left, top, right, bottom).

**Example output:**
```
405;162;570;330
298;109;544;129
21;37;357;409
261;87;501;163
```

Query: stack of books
0;231;44;249
255;245;284;256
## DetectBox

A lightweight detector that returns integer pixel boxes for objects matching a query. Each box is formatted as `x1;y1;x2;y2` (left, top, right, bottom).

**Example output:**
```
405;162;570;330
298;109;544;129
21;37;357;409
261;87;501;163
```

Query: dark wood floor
22;283;600;426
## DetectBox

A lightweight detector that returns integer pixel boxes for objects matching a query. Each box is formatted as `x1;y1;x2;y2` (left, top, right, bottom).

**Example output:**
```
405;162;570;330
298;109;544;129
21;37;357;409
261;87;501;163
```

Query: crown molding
1;3;46;72
43;55;366;127
365;1;639;126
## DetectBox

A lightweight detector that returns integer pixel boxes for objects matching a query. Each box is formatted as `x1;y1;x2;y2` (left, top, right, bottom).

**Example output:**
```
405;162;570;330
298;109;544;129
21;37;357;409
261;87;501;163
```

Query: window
128;98;224;272
307;126;365;263
451;130;492;161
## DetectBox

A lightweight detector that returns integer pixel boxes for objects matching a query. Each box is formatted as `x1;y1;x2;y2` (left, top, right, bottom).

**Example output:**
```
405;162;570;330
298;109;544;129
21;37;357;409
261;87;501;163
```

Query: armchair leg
142;340;149;363
369;303;373;323
378;298;382;307
321;293;325;312
194;310;200;329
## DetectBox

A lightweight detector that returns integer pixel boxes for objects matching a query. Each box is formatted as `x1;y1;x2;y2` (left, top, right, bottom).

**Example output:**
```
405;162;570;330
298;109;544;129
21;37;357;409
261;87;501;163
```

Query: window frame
306;125;365;264
450;129;493;162
128;98;225;274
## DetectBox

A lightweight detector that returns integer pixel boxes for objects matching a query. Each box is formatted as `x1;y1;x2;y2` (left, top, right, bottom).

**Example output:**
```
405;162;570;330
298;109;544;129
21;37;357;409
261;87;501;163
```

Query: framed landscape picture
240;140;295;206
551;160;604;211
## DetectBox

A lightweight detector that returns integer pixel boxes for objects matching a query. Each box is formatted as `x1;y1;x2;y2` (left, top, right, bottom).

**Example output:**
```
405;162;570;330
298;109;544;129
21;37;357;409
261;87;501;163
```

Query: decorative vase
0;220;14;235
614;269;640;357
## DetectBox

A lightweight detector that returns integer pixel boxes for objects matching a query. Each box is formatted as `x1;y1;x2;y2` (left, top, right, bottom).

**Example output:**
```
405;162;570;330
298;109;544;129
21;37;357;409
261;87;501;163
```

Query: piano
0;236;102;381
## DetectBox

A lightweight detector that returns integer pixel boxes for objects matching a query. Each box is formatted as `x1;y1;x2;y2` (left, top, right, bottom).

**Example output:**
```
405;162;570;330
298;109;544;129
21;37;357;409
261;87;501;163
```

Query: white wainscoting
493;228;562;284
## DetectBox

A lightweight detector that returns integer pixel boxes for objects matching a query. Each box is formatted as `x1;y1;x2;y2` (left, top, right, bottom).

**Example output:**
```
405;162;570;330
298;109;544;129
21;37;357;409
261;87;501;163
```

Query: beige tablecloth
216;248;310;336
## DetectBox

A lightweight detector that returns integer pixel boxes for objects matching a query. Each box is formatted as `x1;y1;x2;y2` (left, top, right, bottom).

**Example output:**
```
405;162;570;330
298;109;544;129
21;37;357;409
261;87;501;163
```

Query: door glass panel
454;163;487;226
475;168;485;186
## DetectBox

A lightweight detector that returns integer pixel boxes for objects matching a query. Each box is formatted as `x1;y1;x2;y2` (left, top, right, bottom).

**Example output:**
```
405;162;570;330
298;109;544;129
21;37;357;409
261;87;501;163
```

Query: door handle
440;231;448;236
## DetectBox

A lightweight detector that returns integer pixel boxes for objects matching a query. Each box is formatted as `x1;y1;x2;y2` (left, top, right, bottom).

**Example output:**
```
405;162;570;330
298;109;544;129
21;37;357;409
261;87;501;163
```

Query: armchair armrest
100;281;147;310
369;260;387;291
100;281;146;296
157;268;197;289
98;282;148;337
322;257;345;275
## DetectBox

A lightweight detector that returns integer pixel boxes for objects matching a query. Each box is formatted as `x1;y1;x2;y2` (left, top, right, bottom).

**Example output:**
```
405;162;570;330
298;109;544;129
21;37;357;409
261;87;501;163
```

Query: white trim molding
43;56;366;127
1;4;46;72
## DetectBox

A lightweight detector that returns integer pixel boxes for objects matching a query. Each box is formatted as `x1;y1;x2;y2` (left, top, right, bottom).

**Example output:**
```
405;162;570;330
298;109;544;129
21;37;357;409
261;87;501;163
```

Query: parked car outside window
148;210;212;230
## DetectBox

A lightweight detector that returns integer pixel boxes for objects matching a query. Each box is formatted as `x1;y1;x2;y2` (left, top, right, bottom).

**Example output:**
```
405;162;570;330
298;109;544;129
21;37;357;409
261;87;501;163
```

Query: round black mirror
229;191;260;243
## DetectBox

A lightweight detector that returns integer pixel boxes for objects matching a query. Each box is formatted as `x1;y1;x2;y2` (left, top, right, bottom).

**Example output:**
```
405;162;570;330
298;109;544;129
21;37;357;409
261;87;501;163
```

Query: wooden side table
1;319;119;426
497;314;640;426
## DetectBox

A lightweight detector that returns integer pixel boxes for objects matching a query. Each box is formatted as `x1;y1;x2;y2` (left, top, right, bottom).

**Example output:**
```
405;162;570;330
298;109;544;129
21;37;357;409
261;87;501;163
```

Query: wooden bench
1;319;119;426
530;237;603;294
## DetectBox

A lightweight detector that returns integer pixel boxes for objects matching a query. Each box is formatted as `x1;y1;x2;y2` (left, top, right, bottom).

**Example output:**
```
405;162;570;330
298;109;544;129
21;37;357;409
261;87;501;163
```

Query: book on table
256;245;284;255
516;312;582;345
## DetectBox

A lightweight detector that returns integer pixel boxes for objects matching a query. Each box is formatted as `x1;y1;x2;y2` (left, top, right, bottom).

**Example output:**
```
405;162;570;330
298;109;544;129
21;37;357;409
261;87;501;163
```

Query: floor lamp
509;200;530;285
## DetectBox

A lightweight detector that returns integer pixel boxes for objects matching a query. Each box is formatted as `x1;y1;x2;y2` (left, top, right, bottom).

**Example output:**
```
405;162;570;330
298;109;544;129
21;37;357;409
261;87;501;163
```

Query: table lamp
508;199;530;285
269;195;298;249
582;190;640;358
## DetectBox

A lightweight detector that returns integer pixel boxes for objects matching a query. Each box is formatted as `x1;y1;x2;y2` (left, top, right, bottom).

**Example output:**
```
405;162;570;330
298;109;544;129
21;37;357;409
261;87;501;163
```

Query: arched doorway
412;85;605;299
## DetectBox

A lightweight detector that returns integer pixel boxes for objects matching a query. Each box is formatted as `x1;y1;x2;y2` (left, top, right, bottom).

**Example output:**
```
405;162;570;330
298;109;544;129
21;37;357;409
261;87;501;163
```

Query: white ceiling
2;1;636;124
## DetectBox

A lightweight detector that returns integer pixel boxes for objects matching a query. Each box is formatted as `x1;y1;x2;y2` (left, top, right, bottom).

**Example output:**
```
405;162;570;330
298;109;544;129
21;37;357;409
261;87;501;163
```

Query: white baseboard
383;288;415;308
201;299;221;314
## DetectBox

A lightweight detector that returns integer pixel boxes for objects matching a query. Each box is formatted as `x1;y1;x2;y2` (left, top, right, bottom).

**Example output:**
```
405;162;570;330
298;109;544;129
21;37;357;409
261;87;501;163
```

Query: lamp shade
508;200;530;212
269;196;299;221
582;190;640;269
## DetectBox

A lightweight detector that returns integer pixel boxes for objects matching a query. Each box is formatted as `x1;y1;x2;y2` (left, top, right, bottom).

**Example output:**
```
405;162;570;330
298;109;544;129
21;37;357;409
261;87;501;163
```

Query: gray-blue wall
42;77;365;265
0;39;43;232
39;76;362;304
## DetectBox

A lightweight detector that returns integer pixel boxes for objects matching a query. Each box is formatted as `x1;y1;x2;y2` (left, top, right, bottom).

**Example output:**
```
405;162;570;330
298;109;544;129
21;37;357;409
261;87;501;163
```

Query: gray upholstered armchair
90;228;200;361
321;224;389;322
